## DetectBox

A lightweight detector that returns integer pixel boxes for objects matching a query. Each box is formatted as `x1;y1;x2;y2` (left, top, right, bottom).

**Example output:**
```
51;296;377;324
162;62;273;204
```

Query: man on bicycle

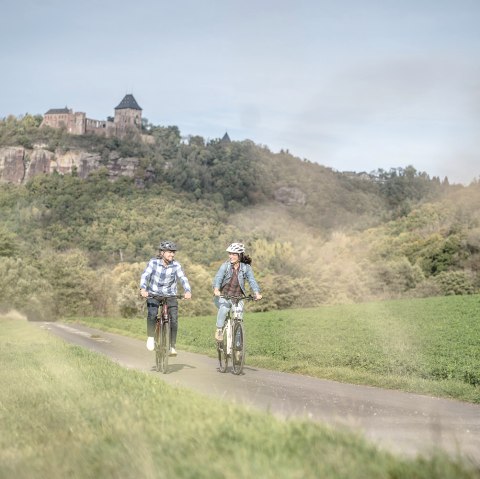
213;242;262;341
140;240;192;356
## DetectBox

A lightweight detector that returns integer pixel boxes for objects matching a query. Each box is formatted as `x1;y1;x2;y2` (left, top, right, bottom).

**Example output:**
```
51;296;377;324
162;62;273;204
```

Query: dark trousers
146;298;179;347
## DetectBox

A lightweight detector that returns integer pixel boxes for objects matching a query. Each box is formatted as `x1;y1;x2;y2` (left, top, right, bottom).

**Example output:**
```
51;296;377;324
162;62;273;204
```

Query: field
1;313;479;479
67;294;480;403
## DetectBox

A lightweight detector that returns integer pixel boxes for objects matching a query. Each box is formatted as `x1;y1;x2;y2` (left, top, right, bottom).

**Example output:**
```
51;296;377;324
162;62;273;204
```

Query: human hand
254;292;262;301
213;288;221;297
140;289;149;298
184;291;192;300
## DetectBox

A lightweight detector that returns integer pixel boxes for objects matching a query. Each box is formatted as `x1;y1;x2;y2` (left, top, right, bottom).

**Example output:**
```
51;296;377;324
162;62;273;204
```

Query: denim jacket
213;261;260;296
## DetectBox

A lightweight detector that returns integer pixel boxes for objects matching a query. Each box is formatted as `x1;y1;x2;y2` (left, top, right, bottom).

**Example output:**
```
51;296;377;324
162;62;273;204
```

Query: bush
0;257;55;321
434;270;477;295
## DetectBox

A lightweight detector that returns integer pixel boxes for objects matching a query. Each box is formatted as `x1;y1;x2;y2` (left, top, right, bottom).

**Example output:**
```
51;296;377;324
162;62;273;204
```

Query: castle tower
114;94;142;129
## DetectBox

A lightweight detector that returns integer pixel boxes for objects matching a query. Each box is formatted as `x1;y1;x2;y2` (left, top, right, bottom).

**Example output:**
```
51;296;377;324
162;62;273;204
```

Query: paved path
40;321;480;464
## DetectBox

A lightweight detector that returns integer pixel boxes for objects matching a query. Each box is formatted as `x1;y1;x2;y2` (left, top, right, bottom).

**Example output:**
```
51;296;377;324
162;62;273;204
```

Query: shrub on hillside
433;270;477;295
0;257;55;321
370;258;425;297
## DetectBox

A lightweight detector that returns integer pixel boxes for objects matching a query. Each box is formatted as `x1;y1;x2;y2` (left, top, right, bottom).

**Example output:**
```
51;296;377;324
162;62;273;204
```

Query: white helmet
226;242;245;254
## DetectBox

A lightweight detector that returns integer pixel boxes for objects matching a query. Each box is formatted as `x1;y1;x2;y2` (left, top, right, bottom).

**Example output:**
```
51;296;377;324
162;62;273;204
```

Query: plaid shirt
140;258;191;296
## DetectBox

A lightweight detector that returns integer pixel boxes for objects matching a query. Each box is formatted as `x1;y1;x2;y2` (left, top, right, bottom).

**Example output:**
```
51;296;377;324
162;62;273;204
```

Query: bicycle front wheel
232;322;245;375
157;321;170;374
154;322;161;372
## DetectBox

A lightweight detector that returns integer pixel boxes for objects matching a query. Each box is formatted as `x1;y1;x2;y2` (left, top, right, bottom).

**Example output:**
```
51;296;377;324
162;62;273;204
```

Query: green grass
1;315;479;479
67;295;480;403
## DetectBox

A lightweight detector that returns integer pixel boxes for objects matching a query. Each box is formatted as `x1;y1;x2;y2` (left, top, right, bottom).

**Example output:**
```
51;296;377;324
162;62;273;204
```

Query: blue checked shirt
140;258;191;296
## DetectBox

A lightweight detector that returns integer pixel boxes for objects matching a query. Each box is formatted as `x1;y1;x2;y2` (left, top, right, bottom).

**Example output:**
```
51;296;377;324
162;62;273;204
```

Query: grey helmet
226;242;245;254
159;240;177;251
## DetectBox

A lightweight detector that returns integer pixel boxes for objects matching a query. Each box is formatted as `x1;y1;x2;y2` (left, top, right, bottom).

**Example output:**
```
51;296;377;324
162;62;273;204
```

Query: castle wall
84;118;114;136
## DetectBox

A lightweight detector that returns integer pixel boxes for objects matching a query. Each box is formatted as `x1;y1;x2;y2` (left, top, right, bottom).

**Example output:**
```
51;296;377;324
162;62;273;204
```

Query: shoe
169;347;177;357
215;328;223;341
146;336;155;351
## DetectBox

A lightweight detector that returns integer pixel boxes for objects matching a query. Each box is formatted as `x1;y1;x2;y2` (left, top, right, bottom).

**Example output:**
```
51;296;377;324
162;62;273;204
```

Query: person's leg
147;302;159;336
167;297;179;349
214;297;231;341
146;301;159;350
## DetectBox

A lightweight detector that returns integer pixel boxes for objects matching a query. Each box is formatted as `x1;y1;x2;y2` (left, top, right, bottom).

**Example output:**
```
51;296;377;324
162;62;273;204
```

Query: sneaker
215;328;223;341
169;347;177;356
146;336;155;351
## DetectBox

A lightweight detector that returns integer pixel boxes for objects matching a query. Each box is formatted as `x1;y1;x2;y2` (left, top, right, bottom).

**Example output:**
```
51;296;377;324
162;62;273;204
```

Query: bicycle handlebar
219;294;257;301
146;294;185;301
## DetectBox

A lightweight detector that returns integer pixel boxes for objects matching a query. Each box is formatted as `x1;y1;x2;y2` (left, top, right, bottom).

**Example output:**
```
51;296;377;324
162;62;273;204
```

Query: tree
0;228;18;257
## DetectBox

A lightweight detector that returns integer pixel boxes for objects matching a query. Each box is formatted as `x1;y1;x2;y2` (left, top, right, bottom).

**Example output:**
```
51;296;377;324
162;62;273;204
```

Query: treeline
0;114;477;321
1;114;450;229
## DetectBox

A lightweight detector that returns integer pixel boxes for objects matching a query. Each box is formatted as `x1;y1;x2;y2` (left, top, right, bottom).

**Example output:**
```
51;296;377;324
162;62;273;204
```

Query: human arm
139;260;154;297
244;264;262;300
212;262;228;295
176;264;192;299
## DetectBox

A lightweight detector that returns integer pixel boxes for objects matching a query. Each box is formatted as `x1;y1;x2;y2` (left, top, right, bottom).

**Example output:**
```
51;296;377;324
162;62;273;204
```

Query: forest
1;114;479;320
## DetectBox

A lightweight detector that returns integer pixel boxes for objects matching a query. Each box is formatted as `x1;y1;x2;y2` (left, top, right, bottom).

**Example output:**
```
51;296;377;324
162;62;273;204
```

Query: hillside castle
0;94;235;185
41;94;142;138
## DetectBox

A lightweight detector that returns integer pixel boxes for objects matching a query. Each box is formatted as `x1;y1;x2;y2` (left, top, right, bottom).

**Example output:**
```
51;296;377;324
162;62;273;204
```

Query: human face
228;252;240;264
162;250;176;264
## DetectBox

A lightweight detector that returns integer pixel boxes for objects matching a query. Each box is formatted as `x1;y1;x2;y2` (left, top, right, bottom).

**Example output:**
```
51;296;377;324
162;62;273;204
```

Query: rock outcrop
273;186;306;206
0;146;140;184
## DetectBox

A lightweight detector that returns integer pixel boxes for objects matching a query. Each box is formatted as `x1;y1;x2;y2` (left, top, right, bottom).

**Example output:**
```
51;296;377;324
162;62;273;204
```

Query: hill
0;113;478;319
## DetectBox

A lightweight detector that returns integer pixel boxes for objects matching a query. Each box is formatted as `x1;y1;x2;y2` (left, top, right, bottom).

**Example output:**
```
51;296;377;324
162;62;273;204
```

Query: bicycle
148;294;183;374
216;295;255;375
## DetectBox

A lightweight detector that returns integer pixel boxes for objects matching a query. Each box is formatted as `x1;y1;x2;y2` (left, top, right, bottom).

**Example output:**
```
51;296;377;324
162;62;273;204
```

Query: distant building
41;94;142;138
221;132;231;143
113;94;142;129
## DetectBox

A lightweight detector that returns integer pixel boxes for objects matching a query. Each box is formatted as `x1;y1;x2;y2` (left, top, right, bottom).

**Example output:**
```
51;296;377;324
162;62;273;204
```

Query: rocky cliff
0;146;140;184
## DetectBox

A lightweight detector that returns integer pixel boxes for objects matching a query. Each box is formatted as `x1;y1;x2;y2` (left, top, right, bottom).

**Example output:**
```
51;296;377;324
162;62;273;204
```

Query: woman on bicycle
212;242;262;341
140;240;192;355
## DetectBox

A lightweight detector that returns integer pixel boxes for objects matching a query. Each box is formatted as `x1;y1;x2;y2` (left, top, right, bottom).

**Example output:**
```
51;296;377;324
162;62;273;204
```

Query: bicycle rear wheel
232;322;245;375
217;327;228;373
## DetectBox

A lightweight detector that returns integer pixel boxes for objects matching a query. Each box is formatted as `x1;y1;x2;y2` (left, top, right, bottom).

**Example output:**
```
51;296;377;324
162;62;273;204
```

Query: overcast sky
1;0;479;184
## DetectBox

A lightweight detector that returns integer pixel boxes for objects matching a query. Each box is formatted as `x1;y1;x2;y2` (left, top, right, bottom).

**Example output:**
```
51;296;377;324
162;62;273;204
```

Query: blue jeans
147;298;178;347
214;297;244;329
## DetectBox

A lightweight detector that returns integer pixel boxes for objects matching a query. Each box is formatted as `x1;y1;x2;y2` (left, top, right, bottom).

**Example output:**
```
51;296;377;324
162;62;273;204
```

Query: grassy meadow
1;313;479;479
67;294;480;404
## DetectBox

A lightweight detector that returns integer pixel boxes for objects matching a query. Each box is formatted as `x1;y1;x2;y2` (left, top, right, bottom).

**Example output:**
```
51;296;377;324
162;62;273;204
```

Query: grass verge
1;314;479;479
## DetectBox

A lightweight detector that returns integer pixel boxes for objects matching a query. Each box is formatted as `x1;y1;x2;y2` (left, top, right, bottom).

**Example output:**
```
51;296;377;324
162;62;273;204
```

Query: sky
1;0;480;184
